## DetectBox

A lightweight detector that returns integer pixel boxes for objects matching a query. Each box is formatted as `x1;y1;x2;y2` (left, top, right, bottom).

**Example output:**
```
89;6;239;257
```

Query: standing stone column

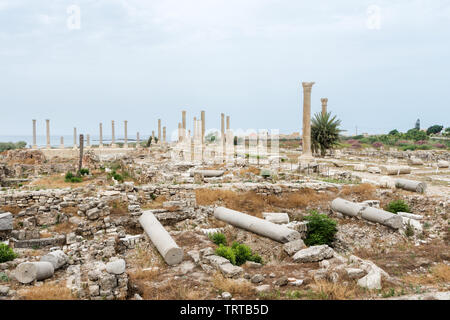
163;126;166;144
182;110;186;141
136;132;140;149
45;119;50;149
60;136;64;149
32;119;37;149
201;111;205;138
299;82;315;160
193;117;197;138
73;127;77;149
99;123;103;148
321;98;328;115
158;119;161;144
111;120;116;147
178;123;182;142
226;116;230;130
152;131;155;142
124;120;128;148
86;134;91;148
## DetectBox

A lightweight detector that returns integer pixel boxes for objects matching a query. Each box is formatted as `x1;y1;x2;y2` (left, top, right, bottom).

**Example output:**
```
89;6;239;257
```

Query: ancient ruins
0;83;449;301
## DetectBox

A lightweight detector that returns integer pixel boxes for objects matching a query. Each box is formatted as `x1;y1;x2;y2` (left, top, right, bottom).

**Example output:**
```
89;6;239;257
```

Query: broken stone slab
106;259;126;275
138;211;183;265
174;261;195;276
367;166;381;174
345;268;367;279
353;164;366;171
397;212;423;220
214;207;301;243
395;179;427;193
407;157;423;166
10;235;66;249
262;212;289;224
357;269;381;290
203;254;230;268
402;217;423;233
219;263;243;278
283;239;306;256
15;261;54;284
331;198;403;229
0;212;13;231
292;245;334;263
255;284;271;293
437;160;449;168
40;250;68;270
189;170;224;177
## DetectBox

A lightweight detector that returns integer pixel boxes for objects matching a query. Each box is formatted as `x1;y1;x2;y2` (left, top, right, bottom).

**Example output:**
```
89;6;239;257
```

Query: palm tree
311;112;342;156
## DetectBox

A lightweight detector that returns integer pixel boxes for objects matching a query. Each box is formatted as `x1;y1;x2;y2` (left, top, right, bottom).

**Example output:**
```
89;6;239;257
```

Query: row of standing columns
32;119;157;149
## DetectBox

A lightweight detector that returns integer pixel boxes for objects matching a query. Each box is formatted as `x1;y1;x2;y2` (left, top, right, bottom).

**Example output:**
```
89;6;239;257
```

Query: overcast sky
0;0;449;140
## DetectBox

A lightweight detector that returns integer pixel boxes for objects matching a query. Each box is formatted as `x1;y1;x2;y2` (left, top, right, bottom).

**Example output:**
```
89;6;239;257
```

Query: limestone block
0;212;13;231
292;245;334;263
262;212;289;224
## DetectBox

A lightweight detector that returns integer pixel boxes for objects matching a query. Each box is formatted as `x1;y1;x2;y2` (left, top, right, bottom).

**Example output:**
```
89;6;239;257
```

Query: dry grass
0;205;22;214
239;166;260;176
267;189;332;209
130;243;165;269
60;206;78;215
195;188;335;217
50;221;76;233
29;174;93;189
108;199;129;215
339;183;376;200
141;196;167;210
138;279;208;300
40;231;53;238
310;280;358;300
19;283;76;300
212;273;255;297
128;268;160;282
195;189;266;217
402;263;450;286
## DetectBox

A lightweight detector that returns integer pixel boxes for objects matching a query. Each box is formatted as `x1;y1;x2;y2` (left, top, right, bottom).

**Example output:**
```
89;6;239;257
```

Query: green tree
405;128;427;141
415;119;420;130
388;129;400;136
426;125;443;135
311;112;343;156
146;136;153;147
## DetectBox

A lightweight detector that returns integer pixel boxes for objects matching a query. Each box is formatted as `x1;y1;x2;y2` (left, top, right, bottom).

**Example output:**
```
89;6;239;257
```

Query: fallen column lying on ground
395;178;427;193
262;212;290;224
15;261;54;284
380;165;411;175
397;212;423;220
407;157;423;165
214;207;301;243
139;210;183;265
40;250;69;270
189;170;224;177
331;198;403;229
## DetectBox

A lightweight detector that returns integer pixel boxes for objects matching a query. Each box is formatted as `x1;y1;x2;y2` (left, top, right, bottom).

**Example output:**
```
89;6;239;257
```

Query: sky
0;0;449;141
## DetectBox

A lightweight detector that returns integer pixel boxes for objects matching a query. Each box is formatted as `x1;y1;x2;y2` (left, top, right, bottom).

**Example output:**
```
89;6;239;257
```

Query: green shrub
386;199;410;213
107;170;124;182
64;171;83;183
79;168;89;176
304;211;338;246
216;244;236;265
209;232;227;246
0;243;17;263
215;242;262;266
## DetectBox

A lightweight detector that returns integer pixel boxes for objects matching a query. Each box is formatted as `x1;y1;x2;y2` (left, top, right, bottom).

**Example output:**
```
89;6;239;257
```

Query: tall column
60;136;64;149
193;117;197;138
158;119;161;144
178;123;182;142
226;116;230;130
73;127;77;149
201;111;205;142
32;119;37;149
136;132;140;149
299;82;315;160
182;111;186;131
99;123;103;148
124;120;128;148
152;131;155;141
86;134;91;148
163;126;166;144
321;98;328;115
111;120;116;147
45;119;50;149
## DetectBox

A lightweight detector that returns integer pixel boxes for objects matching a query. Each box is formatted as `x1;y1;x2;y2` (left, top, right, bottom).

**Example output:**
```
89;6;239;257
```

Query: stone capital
321;98;328;104
302;82;315;90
